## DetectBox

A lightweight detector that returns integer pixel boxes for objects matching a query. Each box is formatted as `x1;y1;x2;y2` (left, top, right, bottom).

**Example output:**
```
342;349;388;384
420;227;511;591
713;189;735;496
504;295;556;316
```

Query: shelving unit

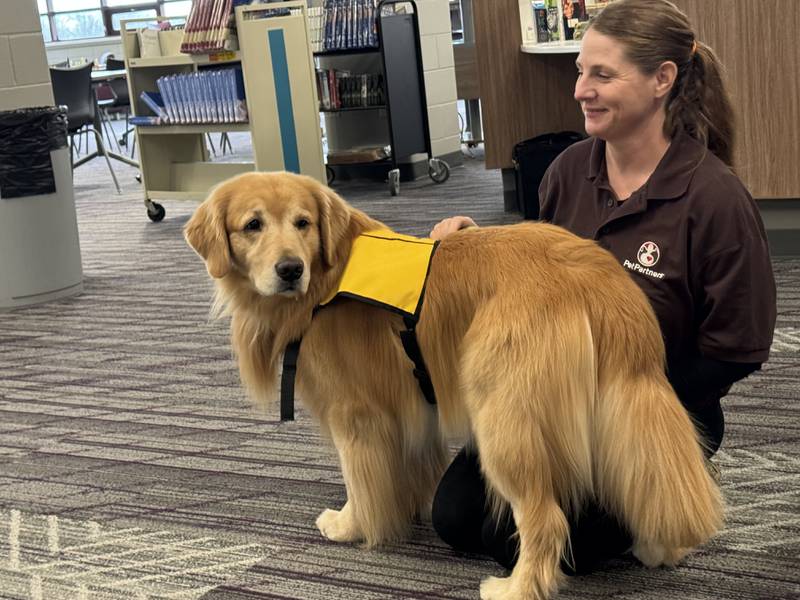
315;47;381;57
517;0;608;53
520;40;580;54
127;52;242;68
316;0;449;196
135;123;252;135
320;106;386;113
121;3;325;222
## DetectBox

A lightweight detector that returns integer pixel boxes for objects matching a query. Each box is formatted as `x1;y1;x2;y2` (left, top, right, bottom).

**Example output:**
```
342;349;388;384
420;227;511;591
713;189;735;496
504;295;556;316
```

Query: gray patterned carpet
0;134;798;600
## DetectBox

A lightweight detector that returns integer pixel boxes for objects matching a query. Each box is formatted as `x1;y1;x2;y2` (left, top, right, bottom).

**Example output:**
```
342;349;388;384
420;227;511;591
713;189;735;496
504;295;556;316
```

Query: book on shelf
583;0;610;19
238;0;299;21
545;0;561;42
138;27;162;58
316;68;385;111
308;6;325;52
532;4;549;43
315;0;379;53
181;0;235;54
130;115;162;126
140;91;168;120
562;0;587;41
530;0;612;45
144;67;247;125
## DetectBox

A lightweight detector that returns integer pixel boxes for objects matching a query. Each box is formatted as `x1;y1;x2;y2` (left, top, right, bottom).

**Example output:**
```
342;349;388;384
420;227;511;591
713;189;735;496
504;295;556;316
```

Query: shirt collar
586;131;709;200
587;137;606;182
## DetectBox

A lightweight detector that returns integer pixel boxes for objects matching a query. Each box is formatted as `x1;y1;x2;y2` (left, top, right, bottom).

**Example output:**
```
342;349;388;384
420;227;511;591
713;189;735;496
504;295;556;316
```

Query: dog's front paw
316;508;362;543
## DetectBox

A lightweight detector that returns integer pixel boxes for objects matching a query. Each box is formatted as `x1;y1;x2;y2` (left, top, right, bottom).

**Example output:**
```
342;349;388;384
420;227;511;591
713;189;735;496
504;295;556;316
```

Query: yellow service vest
320;229;438;319
280;230;439;421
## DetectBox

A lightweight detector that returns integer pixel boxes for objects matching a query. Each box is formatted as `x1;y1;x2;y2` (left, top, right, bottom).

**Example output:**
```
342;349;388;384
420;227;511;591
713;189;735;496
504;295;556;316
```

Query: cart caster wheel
429;158;450;184
388;169;400;196
147;202;165;222
326;165;335;186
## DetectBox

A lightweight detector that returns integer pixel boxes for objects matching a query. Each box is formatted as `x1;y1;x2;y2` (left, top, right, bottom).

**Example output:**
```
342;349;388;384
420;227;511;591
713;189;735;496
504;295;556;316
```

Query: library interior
0;1;798;599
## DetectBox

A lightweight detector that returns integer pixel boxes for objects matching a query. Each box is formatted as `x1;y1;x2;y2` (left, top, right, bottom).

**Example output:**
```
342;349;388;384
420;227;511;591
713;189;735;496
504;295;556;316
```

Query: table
91;68;126;81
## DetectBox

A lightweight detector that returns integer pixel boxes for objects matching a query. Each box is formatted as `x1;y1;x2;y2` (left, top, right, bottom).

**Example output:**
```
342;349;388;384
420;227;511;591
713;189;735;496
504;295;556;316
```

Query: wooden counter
474;0;799;199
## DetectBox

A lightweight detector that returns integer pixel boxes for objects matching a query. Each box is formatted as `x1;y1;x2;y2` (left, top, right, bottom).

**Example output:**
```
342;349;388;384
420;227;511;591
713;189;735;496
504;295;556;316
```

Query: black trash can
0;106;83;309
512;131;586;220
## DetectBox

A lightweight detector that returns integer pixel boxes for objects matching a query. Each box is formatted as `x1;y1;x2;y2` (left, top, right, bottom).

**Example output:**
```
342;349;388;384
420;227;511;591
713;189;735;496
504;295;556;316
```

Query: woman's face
574;29;665;143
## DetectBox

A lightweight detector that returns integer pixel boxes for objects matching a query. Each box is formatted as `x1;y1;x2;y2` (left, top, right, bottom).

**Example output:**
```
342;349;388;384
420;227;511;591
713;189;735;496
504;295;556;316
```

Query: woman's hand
429;216;477;241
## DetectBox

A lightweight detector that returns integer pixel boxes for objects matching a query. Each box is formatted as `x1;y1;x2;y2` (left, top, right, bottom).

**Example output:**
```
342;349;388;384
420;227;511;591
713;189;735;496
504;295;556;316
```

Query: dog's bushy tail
594;374;724;565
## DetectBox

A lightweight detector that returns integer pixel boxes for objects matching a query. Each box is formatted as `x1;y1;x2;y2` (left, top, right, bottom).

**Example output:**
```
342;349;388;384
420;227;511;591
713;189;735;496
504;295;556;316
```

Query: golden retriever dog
184;171;723;600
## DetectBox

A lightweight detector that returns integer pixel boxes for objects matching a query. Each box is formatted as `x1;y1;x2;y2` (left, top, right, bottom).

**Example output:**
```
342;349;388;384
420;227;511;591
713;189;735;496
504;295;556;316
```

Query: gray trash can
0;106;83;309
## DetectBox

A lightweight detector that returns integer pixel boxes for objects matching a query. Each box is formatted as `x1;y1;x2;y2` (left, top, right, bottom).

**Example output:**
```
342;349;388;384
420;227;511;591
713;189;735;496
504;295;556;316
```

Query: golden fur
185;171;724;600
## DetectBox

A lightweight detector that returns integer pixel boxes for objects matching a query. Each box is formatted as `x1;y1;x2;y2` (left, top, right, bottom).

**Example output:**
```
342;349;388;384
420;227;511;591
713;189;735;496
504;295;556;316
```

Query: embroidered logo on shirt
622;241;666;280
637;241;660;267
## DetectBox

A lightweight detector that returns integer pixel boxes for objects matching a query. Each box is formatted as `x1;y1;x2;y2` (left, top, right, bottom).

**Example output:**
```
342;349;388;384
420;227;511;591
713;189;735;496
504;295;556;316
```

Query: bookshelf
518;0;610;52
127;52;242;68
315;47;381;57
121;4;325;222
135;123;252;135
520;40;580;54
311;0;451;195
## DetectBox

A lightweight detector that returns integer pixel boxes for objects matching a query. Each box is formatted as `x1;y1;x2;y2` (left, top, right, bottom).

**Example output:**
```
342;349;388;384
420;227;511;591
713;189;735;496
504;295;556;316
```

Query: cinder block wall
0;0;54;111
417;0;461;158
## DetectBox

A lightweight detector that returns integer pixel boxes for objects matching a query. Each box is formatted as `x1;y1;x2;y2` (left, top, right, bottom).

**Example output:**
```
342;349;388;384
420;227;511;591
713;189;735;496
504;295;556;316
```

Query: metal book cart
320;0;450;196
377;0;449;195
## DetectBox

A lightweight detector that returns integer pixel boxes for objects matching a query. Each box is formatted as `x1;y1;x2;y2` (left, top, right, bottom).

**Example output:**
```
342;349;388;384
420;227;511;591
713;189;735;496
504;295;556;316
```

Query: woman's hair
588;0;735;166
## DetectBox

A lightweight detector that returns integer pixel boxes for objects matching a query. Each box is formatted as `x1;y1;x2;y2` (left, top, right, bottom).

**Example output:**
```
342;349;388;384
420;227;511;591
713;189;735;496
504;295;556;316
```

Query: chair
94;81;121;153
105;56;135;155
50;63;121;193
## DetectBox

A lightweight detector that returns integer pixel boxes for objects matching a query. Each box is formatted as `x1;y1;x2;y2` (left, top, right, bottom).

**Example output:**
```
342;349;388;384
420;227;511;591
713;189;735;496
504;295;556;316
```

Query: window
51;0;100;10
40;15;53;42
105;0;153;6
105;3;158;35
53;10;106;40
161;1;191;17
39;0;191;42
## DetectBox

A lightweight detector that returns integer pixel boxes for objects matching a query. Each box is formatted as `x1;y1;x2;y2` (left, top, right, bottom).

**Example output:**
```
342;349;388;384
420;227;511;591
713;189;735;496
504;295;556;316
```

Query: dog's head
184;171;351;298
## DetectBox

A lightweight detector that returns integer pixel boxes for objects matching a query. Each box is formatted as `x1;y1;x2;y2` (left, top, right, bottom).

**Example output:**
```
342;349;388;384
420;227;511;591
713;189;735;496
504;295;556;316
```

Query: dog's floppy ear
184;186;232;279
314;183;351;269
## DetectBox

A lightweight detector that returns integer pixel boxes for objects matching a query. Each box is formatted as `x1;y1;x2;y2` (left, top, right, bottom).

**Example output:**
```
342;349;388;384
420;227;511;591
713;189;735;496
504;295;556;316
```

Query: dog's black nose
275;258;304;282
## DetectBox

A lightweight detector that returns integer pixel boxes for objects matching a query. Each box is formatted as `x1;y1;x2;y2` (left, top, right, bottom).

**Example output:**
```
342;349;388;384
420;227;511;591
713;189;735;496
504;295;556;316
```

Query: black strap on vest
399;315;437;405
280;338;302;421
279;315;437;421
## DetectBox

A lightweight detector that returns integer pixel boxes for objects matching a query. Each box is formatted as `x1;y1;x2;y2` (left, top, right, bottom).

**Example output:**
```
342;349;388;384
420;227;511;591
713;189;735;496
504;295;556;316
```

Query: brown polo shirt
538;132;776;366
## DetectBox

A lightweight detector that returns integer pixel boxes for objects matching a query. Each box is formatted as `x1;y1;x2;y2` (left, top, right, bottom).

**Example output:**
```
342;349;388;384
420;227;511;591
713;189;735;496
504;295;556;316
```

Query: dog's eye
296;218;310;230
244;218;261;232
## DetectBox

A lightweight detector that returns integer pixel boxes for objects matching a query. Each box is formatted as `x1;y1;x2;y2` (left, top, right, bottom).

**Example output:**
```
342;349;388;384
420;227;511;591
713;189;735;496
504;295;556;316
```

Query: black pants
431;402;724;573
